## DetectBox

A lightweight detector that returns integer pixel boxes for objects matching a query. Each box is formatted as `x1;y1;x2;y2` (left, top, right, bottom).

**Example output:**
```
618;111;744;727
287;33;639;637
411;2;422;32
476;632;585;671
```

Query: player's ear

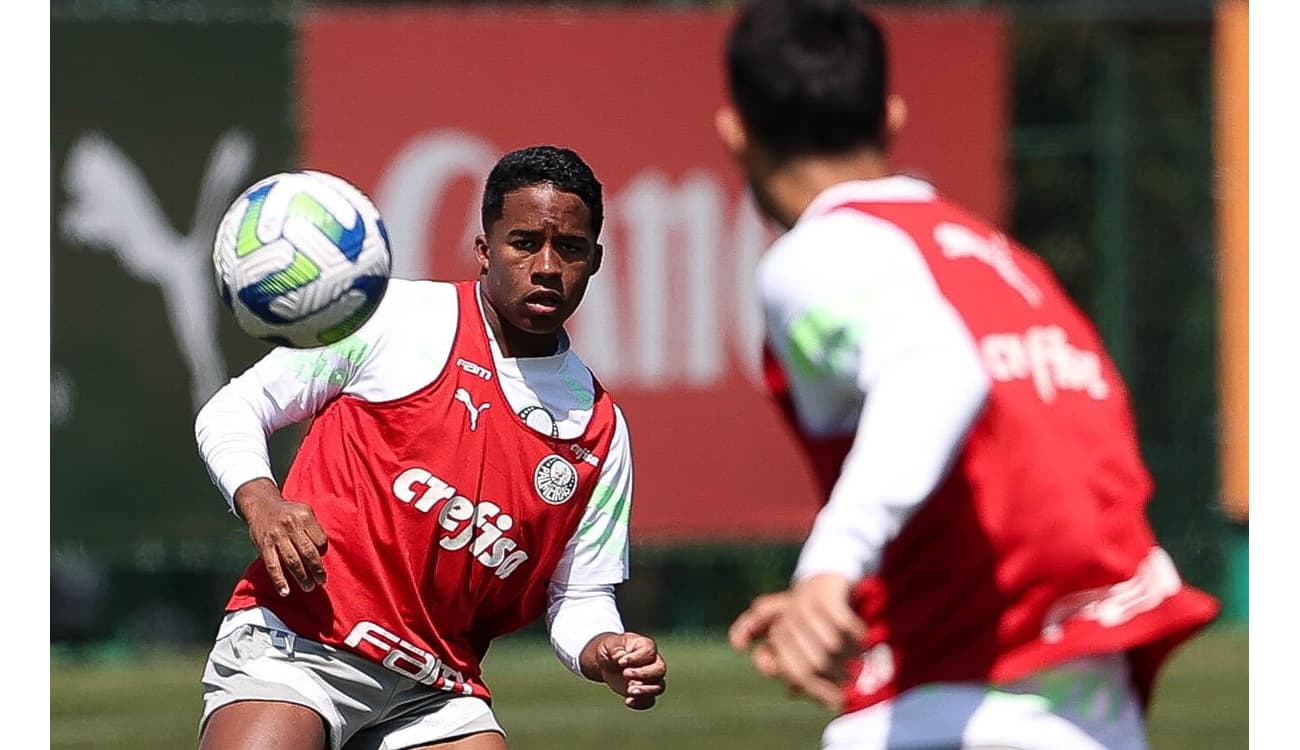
884;94;908;146
714;105;749;160
591;243;603;276
474;233;490;274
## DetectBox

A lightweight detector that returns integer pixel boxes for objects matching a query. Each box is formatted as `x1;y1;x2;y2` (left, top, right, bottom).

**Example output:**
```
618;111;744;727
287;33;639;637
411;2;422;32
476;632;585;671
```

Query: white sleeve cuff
792;525;876;583
214;458;275;514
545;581;624;678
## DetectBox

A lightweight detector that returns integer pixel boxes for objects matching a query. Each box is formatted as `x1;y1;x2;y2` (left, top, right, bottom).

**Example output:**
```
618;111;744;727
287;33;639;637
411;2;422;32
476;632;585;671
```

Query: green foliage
1009;18;1223;593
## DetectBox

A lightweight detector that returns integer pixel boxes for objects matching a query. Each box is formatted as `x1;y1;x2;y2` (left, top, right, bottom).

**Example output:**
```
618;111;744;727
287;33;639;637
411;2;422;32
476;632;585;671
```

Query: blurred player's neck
763;149;891;230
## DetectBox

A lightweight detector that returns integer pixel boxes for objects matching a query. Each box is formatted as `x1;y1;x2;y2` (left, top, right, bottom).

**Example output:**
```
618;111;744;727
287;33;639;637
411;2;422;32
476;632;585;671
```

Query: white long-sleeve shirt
757;177;993;584
195;278;627;675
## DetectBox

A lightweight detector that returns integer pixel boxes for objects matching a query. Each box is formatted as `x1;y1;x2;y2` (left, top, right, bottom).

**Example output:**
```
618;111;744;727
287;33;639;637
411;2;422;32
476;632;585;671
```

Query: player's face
476;184;602;350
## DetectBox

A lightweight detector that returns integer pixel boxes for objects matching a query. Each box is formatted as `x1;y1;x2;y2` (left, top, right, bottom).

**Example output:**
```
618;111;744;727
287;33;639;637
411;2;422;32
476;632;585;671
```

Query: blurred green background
53;630;1247;749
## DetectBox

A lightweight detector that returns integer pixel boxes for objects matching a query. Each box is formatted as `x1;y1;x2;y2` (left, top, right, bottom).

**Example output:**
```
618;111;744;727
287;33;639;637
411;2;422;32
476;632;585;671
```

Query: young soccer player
194;146;666;750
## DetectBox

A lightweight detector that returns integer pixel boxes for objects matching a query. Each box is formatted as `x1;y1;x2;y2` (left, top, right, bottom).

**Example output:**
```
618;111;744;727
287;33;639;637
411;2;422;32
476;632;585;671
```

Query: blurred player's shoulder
757;202;923;316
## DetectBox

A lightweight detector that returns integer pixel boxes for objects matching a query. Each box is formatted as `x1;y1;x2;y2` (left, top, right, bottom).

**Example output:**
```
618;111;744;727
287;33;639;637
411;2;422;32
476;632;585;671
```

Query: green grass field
51;628;1246;749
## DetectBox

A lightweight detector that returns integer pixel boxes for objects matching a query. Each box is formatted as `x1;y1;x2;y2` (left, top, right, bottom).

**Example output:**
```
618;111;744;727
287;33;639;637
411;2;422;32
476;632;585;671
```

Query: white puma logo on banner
454;388;490;431
60;129;255;410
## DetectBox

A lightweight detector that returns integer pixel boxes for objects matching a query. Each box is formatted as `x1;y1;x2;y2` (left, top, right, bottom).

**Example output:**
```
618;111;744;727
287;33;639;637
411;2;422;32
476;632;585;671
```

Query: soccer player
193;146;666;750
715;1;1219;748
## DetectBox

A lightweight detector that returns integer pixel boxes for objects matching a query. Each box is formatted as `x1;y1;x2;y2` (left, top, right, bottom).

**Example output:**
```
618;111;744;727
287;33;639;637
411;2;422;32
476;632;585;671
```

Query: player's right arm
195;279;460;596
195;344;362;511
195;342;367;596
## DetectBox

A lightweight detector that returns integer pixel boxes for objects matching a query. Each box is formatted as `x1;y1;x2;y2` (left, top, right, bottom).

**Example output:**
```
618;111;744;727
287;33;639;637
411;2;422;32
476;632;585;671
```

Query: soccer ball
213;170;392;348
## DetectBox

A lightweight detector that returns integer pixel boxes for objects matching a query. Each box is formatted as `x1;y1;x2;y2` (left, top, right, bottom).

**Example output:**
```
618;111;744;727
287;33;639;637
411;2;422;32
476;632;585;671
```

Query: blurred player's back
762;184;1220;714
720;2;1218;747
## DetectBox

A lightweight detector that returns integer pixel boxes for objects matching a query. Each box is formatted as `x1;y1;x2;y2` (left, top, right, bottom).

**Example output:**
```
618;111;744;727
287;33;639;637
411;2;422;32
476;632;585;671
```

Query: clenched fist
582;631;668;710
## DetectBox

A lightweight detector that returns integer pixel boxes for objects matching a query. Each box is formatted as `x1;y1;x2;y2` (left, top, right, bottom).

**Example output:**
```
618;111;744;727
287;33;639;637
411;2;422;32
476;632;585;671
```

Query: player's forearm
794;336;990;583
546;582;624;680
232;477;284;519
195;386;276;513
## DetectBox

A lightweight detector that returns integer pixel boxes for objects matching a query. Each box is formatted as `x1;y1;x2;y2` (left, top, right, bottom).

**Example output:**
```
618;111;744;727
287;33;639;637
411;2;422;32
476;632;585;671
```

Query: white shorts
820;653;1148;750
200;607;504;750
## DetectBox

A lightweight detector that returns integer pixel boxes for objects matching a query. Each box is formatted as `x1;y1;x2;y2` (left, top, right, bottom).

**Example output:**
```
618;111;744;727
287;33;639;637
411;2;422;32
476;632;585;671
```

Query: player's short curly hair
726;0;889;160
481;145;604;238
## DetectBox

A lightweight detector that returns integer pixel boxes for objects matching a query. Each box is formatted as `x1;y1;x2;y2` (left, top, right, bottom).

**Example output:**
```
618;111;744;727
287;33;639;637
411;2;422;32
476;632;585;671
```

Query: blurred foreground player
716;1;1218;748
194;146;666;750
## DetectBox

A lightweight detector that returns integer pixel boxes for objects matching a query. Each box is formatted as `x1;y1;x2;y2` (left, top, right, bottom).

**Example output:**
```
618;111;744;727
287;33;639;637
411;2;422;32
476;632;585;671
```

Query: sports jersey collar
798;175;937;226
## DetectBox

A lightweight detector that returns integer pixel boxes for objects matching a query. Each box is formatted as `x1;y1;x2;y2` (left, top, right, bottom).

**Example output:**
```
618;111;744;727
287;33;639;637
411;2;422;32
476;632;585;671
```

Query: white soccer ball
213;170;392;348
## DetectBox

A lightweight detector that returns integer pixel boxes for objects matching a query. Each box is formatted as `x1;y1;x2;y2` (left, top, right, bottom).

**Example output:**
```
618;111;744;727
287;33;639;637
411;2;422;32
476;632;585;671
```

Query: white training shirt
757;176;993;585
195;278;628;675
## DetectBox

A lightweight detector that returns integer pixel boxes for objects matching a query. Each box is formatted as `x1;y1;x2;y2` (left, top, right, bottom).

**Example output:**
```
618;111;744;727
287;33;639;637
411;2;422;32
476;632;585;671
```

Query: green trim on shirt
785;303;866;380
291;338;371;386
580;482;631;553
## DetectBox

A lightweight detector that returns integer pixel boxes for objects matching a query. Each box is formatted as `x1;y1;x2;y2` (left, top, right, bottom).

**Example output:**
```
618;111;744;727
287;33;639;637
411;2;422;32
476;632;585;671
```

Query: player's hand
730;574;865;712
728;589;793;652
234;478;329;597
584;632;668;710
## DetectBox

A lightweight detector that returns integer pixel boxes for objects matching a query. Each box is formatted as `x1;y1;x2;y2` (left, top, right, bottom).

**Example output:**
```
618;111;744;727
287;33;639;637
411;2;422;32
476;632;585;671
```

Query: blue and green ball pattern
219;172;391;348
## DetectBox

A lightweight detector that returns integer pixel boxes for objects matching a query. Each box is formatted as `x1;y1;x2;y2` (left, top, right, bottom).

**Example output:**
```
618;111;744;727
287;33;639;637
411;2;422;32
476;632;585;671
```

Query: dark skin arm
233;478;329;597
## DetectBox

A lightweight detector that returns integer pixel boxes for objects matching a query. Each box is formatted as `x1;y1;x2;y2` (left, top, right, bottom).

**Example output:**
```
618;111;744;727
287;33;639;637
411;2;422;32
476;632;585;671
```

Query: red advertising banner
301;8;1007;542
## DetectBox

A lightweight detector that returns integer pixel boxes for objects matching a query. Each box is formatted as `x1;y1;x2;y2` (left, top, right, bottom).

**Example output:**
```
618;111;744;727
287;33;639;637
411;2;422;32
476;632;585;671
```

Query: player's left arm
545;405;667;710
785;219;991;586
